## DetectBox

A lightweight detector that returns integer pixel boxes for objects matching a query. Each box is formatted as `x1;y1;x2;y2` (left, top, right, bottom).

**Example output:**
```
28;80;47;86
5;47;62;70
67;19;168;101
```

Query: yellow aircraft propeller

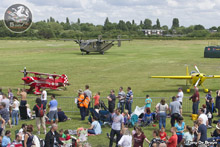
151;65;220;93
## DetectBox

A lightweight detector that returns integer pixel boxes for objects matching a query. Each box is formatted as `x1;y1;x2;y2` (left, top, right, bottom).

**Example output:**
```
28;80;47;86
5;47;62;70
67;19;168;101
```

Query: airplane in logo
151;65;220;93
20;67;69;95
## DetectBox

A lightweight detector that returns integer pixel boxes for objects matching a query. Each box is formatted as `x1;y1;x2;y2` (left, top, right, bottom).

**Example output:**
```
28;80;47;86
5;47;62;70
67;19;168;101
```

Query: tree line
0;17;220;39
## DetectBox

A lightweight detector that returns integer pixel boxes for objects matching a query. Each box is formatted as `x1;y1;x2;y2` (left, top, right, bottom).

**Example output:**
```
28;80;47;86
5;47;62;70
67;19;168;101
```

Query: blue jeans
193;101;200;114
41;100;47;108
119;102;125;113
12;110;19;125
88;129;95;134
159;112;166;129
125;102;132;115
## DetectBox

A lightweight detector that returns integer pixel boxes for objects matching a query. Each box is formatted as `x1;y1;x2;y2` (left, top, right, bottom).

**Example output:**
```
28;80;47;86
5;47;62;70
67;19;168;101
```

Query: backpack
36;104;44;117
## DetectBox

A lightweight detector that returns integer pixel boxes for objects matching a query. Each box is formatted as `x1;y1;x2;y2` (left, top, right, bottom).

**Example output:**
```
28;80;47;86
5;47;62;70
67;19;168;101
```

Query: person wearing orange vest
77;89;90;120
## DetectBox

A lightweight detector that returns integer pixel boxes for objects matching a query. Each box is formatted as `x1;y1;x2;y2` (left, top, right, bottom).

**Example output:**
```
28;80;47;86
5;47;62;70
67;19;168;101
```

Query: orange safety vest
78;94;90;108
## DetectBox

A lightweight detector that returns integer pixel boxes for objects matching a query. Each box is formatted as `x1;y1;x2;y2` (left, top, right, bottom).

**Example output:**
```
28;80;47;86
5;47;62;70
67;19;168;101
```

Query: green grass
0;40;220;146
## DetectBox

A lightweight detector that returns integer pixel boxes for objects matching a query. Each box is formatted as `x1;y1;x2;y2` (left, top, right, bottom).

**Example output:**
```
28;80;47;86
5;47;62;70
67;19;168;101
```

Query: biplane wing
151;76;192;79
20;71;62;77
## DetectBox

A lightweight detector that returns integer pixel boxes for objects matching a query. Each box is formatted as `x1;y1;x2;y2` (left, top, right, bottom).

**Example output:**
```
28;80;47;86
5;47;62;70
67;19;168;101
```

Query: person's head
135;127;143;134
51;123;58;132
160;127;165;133
198;117;203;125
195;87;199;92
64;130;69;135
21;123;27;129
15;133;22;142
152;130;159;137
202;104;206;109
58;107;62;112
124;109;128;115
110;89;115;94
97;92;100;95
51;94;55;99
160;99;166;105
13;96;18;101
172;96;176;101
2;94;6;99
170;127;177;134
0;102;6;109
146;95;150;98
115;108;121;115
127;87;131;91
178;88;182;92
194;120;199;128
186;126;193;135
26;125;33;133
35;98;41;104
178;116;184;123
42;88;46;91
59;129;64;135
85;85;89;89
22;88;25;92
78;89;83;95
145;107;151;114
5;130;11;137
199;108;205;114
208;90;212;94
8;88;12;93
122;128;130;135
119;87;123;92
92;116;98;122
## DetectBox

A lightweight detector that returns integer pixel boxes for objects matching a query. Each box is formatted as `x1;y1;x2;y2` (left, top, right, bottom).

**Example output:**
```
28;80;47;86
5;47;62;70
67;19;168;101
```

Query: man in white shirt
41;88;47;108
198;108;208;126
176;88;184;105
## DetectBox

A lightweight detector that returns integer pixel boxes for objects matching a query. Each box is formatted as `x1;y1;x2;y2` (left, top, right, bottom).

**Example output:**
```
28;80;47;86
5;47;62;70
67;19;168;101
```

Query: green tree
143;19;152;29
194;24;205;30
156;18;161;29
209;26;217;30
172;18;179;29
117;20;128;31
77;18;80;24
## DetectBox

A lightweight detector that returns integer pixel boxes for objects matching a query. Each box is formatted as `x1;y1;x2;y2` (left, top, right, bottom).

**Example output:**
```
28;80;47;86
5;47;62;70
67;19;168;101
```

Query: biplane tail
59;74;69;86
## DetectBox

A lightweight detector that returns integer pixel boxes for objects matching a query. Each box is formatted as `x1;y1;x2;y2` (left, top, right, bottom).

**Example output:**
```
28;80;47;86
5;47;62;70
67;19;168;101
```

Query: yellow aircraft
151;65;220;93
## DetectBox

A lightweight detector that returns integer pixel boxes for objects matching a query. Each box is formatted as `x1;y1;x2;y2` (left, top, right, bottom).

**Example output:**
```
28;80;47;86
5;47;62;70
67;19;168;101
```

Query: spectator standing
174;116;186;144
205;90;212;109
176;88;184;105
166;127;178;147
41;88;47;108
11;96;20;125
93;92;100;107
88;116;102;135
48;94;58;124
45;124;64;147
197;118;207;147
107;90;116;113
33;98;46;135
8;88;13;105
19;123;27;145
133;127;150;147
0;102;10;128
109;108;124;147
216;90;220;116
77;89;89;120
156;99;168;129
24;125;34;147
145;95;152;109
125;87;133;115
118;128;132;147
2;130;11;147
0;115;5;135
198;108;208;126
17;88;27;106
84;85;92;101
2;94;10;111
169;96;182;127
117;87;126;113
189;88;200;114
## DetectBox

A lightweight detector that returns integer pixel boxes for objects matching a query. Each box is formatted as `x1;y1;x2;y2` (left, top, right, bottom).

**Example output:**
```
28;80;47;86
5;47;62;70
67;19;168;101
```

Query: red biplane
20;68;69;95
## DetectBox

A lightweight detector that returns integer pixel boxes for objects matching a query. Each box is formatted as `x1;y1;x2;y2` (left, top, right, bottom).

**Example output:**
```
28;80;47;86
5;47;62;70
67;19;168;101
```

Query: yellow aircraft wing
151;76;192;79
205;75;220;79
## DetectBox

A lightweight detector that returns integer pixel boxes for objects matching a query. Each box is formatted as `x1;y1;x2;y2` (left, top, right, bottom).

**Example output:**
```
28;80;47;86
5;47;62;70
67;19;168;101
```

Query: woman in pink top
93;92;100;107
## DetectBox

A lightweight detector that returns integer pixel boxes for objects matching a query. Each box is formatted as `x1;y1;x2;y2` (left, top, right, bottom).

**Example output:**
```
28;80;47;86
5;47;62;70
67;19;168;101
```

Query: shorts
49;110;58;121
36;116;46;128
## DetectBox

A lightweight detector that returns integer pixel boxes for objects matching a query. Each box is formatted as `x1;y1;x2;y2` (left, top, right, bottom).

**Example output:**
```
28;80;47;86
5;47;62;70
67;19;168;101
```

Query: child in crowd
202;104;207;114
179;125;194;147
192;120;199;142
159;127;167;141
122;109;130;126
142;107;153;126
26;104;32;119
118;128;132;147
64;130;71;140
145;95;152;109
59;129;66;138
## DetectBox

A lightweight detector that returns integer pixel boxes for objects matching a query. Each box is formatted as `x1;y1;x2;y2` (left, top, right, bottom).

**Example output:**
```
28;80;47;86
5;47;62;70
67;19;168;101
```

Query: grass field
0;39;220;146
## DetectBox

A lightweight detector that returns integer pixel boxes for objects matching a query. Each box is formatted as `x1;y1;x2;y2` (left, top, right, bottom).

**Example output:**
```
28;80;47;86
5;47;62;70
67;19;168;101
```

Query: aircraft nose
22;77;26;81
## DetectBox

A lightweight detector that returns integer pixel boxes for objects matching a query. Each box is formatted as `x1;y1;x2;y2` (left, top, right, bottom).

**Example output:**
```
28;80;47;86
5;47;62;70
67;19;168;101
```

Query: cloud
0;0;219;28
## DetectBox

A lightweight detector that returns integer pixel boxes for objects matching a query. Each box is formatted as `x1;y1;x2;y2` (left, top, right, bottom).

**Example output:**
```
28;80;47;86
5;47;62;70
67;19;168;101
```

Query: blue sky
0;0;220;28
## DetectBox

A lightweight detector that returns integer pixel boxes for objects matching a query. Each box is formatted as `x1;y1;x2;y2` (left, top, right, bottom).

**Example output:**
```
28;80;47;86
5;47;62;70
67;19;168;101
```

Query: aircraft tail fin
59;74;69;86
